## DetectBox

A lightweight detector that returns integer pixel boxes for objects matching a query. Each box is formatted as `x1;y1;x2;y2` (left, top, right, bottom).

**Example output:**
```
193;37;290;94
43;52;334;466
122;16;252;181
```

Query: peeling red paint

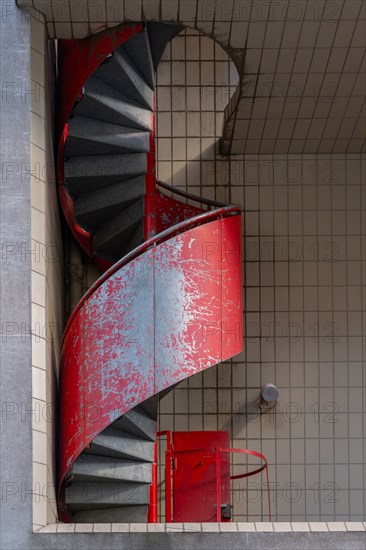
59;217;243;489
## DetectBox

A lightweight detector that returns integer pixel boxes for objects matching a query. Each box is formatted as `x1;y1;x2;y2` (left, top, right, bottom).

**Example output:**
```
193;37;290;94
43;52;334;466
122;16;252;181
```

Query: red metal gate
172;431;231;523
156;431;272;523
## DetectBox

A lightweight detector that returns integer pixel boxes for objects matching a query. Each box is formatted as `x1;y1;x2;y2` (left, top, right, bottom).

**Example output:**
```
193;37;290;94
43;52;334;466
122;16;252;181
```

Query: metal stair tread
73;76;153;131
111;406;157;441
64;153;147;195
65;116;150;157
147;23;185;69
86;426;155;462
74;176;146;230
65;481;150;510
72;454;152;484
117;222;145;262
139;395;159;419
94;223;143;263
95;49;154;110
93;198;144;257
121;27;155;89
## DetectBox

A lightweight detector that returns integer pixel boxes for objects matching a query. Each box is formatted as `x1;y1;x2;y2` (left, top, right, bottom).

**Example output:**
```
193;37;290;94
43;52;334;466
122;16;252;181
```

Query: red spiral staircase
57;23;243;523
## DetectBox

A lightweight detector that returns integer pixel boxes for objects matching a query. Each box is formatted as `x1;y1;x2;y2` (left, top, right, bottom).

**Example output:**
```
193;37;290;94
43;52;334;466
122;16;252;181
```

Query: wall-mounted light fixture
258;383;280;412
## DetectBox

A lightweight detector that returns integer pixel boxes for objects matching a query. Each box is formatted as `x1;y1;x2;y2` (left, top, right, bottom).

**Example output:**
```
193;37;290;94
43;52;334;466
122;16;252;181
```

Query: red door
172;431;231;522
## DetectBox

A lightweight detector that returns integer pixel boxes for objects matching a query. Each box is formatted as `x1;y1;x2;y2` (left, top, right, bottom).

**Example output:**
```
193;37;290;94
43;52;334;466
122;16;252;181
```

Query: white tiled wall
156;30;366;522
32;25;365;526
22;0;366;157
30;14;63;530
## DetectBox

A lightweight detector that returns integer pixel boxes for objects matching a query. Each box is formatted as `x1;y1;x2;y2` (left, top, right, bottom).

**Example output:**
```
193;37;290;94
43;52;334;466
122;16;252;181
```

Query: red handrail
148;438;158;523
157;431;173;522
156;180;228;209
62;203;241;344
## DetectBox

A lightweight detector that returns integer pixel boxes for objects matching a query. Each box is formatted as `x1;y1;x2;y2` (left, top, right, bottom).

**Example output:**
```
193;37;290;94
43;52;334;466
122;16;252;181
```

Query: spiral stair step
65;482;150;511
74;176;145;230
71;454;153;484
96;49;155;111
121;29;155;88
85;427;155;463
65;116;150;157
111;406;157;442
147;23;184;69
64;153;147;195
93;198;144;259
73;76;153;131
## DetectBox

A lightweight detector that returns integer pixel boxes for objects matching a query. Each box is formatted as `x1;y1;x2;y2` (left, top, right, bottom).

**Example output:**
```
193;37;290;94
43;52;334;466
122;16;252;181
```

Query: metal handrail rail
170;446;268;480
156;179;228;208
62;202;241;344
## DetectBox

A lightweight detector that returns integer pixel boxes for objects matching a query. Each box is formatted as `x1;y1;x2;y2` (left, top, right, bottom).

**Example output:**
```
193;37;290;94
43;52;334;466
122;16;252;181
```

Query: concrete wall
1;4;34;548
156;29;366;522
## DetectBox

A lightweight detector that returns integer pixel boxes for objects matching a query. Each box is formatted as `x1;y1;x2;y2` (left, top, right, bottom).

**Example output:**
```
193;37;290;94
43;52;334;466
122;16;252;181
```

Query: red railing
154;431;271;523
157;180;229;209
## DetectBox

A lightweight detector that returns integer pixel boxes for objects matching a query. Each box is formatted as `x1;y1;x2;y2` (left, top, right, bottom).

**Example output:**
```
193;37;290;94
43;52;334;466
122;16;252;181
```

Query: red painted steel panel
59;216;243;490
155;191;204;234
154;219;223;391
172;431;230;522
59;251;155;481
221;214;243;360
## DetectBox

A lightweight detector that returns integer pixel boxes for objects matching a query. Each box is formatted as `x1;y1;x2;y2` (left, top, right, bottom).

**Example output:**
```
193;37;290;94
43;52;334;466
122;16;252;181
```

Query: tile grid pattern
156;29;237;201
224;0;366;155
30;14;63;529
36;520;366;533
156;30;366;522
19;0;366;154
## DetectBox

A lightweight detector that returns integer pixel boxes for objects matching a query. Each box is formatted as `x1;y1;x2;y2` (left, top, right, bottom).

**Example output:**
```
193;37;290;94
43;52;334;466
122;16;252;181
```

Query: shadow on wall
158;146;232;204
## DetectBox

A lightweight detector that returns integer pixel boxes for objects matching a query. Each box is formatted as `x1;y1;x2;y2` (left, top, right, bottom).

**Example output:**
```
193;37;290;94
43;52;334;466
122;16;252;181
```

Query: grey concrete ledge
27;523;366;550
36;522;366;534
